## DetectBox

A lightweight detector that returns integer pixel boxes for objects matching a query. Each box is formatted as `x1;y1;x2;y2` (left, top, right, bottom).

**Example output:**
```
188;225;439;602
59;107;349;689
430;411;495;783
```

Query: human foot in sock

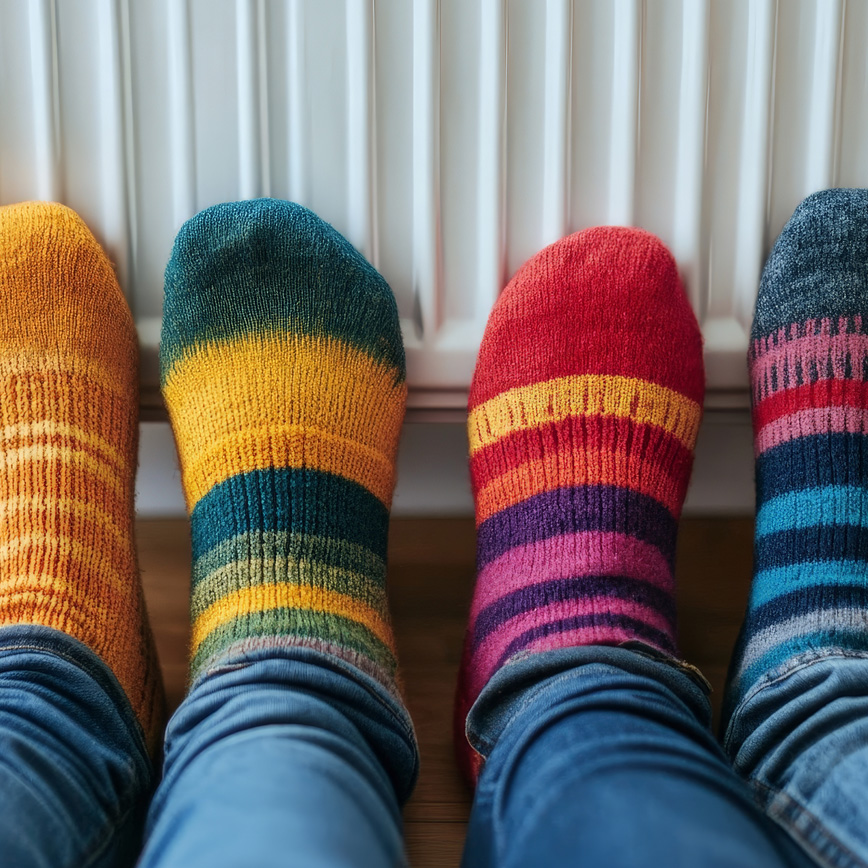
725;189;868;720
161;199;407;695
456;227;705;781
0;202;165;755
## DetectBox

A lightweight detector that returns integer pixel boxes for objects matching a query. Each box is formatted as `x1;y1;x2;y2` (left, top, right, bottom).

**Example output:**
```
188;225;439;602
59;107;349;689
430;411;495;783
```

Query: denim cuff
464;643;714;765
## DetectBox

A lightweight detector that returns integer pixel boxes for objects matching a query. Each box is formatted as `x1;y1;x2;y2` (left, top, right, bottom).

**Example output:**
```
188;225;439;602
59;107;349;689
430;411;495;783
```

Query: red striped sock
455;227;705;783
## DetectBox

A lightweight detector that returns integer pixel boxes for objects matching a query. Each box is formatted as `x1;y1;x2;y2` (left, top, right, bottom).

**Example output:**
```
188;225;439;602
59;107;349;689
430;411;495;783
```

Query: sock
0;202;165;754
725;188;868;719
161;199;407;694
455;227;705;781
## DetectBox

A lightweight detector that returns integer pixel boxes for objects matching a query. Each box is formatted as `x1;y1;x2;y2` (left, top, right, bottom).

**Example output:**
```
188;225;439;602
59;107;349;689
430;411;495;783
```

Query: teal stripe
191;468;389;562
756;485;868;538
192;530;386;590
191;609;396;680
161;199;405;383
737;629;868;696
749;560;868;607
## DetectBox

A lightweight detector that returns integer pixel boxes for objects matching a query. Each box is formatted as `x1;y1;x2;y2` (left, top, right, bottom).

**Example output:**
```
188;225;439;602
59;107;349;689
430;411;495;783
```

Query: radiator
0;0;862;512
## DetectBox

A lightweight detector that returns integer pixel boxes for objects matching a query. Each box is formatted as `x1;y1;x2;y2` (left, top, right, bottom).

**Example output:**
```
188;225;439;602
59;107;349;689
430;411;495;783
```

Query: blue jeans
0;628;866;867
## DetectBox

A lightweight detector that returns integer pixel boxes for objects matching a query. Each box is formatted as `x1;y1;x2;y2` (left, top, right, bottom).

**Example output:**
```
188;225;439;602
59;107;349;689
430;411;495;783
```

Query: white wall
135;410;756;519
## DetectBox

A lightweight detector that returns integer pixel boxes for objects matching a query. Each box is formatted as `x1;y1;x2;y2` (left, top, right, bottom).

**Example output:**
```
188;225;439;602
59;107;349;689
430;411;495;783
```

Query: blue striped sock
724;188;868;720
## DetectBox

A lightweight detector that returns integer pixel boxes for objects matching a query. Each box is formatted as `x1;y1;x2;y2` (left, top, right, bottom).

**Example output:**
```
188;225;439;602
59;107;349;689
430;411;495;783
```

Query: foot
456;227;704;782
160;199;407;695
0;201;165;754
725;188;868;722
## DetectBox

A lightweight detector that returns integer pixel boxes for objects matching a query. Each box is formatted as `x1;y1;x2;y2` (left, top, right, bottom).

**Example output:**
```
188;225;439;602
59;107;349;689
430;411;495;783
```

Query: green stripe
191;559;388;623
191;608;396;681
192;530;386;591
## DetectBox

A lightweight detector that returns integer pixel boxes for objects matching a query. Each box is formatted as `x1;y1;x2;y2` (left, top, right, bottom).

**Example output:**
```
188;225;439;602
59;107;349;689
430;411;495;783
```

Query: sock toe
753;189;868;340
471;226;703;407
162;199;404;381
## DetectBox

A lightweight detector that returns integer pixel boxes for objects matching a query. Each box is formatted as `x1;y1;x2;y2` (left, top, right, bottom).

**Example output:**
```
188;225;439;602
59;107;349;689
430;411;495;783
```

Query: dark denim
463;645;819;868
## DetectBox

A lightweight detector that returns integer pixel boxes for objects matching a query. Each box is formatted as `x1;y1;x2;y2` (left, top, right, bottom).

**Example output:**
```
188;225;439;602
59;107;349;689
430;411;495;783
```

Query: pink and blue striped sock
455;227;705;782
725;189;868;718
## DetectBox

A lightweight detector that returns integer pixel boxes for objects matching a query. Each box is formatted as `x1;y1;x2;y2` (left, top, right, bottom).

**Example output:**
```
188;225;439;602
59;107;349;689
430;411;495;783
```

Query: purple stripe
495;613;677;668
471;575;676;651
476;484;678;569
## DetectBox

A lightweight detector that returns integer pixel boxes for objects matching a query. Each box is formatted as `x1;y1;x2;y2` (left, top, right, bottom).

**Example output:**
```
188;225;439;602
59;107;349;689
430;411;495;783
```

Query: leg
0;203;165;865
725;189;868;867
142;649;416;868
463;647;817;868
455;227;813;865
141;200;418;867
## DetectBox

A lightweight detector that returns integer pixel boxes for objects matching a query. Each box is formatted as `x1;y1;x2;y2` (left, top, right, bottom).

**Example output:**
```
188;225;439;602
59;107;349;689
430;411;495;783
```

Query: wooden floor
137;517;755;868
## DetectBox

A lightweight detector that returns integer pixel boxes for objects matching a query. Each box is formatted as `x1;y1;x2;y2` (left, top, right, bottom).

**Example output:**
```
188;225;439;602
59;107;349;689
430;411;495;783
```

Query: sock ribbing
456;227;704;782
0;201;165;754
160;199;406;694
725;189;868;719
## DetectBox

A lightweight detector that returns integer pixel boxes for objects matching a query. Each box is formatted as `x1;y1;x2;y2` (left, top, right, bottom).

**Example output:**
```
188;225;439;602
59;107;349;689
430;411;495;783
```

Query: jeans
0;628;867;867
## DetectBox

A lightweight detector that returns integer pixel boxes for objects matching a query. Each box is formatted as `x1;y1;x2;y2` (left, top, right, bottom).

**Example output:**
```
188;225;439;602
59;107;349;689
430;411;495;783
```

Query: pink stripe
755;405;868;455
750;327;868;401
471;531;673;616
469;598;669;695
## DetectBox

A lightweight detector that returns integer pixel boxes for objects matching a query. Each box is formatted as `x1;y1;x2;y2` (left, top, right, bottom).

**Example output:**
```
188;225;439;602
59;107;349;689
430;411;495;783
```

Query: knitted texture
456;226;704;782
161;199;407;694
725;188;868;720
0;201;165;754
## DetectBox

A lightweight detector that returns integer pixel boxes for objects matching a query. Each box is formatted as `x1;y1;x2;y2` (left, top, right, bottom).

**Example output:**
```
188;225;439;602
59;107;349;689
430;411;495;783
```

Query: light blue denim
140;646;418;867
724;649;868;868
1;625;867;867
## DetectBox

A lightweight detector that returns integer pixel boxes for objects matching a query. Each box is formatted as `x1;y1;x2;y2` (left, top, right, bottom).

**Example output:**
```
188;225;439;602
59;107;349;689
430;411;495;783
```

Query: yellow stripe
192;556;384;615
468;374;702;455
0;534;130;597
0;421;125;469
0;444;124;499
191;582;394;656
0;496;128;548
0;349;130;399
181;424;396;510
162;333;406;509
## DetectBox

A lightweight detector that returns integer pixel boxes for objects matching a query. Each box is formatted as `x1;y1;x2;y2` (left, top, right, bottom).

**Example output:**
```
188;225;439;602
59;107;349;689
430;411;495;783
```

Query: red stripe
753;379;868;429
469;413;692;496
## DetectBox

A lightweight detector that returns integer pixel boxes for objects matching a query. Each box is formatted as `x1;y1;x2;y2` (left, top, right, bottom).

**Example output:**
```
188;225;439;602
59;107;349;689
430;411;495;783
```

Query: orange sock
0;202;165;755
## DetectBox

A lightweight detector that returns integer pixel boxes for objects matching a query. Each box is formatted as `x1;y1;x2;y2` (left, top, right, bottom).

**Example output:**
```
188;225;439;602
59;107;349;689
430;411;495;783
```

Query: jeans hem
724;648;868;752
193;643;418;752
0;623;151;761
466;643;713;762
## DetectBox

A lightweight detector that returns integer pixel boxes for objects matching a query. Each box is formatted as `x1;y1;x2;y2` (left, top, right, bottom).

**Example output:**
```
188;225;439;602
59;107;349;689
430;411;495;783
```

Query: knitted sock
456;227;705;781
161;199;407;695
0;202;165;754
725;188;868;719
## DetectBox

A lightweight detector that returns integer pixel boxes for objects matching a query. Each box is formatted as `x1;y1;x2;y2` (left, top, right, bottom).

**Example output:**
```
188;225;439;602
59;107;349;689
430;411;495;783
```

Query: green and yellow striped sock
160;199;407;694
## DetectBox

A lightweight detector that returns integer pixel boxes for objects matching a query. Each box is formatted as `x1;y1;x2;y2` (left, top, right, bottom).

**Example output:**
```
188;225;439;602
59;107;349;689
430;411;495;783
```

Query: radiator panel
1;0;867;412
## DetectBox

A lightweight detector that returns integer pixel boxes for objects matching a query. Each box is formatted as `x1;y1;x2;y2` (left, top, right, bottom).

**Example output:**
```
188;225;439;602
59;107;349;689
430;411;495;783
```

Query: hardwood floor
137;516;755;868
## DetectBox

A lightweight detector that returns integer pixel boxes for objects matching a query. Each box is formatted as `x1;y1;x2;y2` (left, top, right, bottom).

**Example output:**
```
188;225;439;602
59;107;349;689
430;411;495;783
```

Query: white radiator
0;0;863;513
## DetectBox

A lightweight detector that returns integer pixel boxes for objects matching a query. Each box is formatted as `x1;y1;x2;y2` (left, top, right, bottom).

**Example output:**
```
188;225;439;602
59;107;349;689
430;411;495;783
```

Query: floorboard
137;516;754;868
